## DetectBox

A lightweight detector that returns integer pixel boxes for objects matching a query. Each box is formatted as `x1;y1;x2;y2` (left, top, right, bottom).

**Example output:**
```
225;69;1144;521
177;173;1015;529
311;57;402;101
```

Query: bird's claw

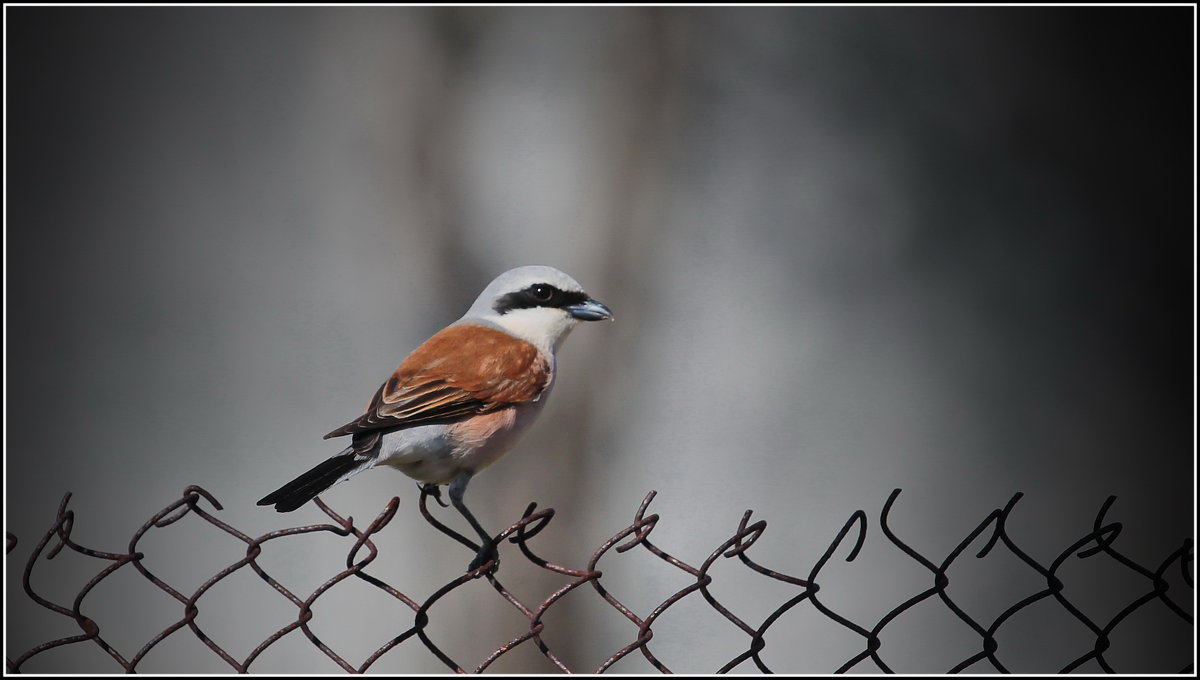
419;483;449;508
468;539;499;572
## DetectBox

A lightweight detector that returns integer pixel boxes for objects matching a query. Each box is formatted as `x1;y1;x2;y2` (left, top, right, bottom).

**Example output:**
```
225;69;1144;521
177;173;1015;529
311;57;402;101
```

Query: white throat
471;307;578;356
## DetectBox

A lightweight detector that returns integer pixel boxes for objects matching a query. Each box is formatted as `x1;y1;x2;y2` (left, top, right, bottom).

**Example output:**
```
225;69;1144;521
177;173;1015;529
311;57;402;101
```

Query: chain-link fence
6;484;1194;673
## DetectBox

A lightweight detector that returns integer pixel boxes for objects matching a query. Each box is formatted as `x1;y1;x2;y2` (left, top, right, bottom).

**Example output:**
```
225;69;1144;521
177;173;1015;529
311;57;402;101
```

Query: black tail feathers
257;454;365;512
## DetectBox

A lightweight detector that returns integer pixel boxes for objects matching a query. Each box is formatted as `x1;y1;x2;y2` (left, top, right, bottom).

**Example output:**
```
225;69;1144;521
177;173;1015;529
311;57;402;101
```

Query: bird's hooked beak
566;298;614;322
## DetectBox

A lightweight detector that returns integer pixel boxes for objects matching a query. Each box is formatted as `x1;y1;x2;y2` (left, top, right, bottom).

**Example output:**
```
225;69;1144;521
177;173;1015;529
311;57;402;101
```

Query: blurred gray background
5;6;1194;674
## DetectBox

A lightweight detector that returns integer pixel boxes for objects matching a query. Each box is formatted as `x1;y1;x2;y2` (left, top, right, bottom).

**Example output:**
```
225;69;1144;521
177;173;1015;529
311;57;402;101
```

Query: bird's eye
530;284;554;302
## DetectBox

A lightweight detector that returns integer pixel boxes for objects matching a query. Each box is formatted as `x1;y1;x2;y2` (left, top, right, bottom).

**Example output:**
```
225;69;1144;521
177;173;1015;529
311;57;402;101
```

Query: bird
257;265;613;570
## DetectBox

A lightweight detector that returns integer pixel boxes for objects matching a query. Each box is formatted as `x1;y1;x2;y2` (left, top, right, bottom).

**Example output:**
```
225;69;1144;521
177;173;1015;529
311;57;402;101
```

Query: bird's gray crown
465;265;587;318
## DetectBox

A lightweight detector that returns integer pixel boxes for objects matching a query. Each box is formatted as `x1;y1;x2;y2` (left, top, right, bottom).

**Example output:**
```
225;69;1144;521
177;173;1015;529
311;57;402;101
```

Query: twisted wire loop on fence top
5;485;1194;674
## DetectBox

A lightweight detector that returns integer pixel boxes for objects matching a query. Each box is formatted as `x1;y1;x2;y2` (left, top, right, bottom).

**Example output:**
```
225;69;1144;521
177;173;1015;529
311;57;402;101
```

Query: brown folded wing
324;323;551;439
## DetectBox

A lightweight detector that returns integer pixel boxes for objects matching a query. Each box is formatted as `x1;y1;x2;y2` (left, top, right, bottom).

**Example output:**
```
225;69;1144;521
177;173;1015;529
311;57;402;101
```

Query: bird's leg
448;471;498;571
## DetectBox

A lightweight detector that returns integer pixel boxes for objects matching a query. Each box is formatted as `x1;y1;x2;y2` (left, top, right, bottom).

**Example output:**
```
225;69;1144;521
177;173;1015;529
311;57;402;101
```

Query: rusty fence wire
5;484;1194;674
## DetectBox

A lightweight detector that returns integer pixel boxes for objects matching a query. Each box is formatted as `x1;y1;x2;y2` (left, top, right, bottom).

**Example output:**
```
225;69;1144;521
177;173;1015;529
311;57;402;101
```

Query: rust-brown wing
323;323;551;439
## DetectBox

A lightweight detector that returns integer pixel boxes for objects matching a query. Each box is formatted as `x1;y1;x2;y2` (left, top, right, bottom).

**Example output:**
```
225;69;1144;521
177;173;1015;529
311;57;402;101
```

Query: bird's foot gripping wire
468;538;499;572
419;482;449;508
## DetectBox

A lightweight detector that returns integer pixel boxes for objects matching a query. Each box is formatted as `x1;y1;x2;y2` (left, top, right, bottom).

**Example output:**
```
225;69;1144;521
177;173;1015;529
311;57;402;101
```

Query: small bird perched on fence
258;265;613;570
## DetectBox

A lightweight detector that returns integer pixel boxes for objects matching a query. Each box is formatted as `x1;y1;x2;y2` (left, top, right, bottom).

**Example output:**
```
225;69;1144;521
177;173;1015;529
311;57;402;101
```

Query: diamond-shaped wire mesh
5;485;1194;673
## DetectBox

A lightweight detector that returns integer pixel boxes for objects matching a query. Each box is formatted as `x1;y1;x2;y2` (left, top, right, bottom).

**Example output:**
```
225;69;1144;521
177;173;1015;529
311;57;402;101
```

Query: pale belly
372;398;548;485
